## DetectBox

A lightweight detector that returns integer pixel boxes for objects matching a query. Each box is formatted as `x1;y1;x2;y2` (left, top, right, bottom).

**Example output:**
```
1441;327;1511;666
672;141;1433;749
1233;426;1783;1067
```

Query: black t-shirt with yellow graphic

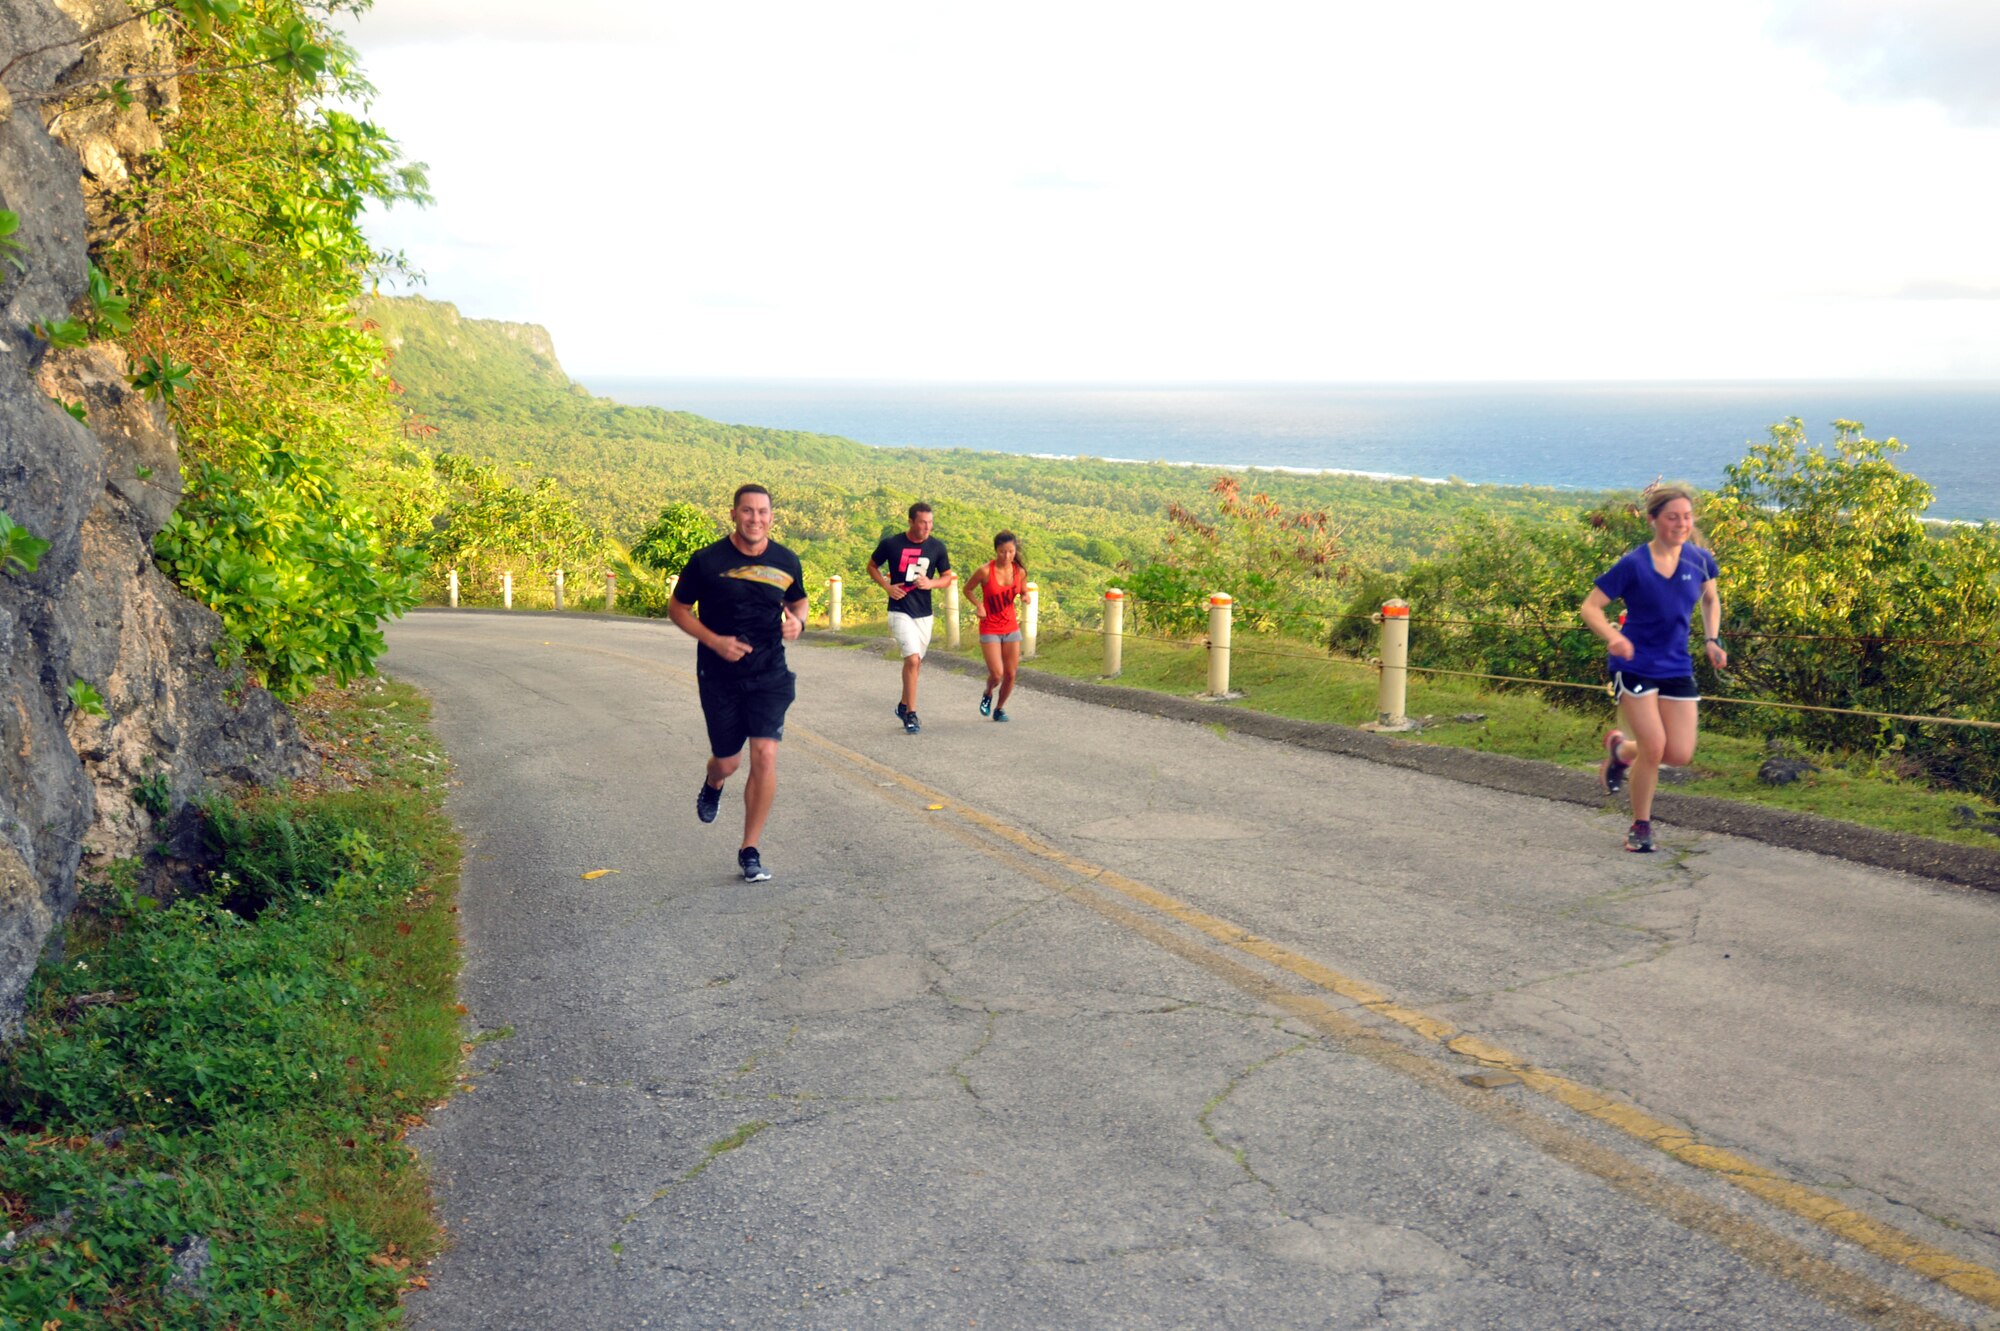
672;536;808;677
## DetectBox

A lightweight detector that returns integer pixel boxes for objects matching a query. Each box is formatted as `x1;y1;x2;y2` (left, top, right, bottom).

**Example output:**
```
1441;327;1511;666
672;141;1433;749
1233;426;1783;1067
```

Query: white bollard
502;571;513;610
1376;598;1412;729
828;575;843;630
1103;588;1125;677
605;571;617;611
554;568;565;611
1206;593;1233;697
447;568;458;608
1023;582;1040;659
945;579;961;651
666;574;678;606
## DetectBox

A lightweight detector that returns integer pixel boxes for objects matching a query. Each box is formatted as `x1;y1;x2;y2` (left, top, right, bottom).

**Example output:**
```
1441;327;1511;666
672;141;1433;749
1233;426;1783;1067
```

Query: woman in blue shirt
1579;483;1727;853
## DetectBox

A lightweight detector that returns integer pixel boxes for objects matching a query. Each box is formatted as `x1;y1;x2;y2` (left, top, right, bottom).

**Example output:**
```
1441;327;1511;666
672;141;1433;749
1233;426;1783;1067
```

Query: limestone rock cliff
0;0;312;1032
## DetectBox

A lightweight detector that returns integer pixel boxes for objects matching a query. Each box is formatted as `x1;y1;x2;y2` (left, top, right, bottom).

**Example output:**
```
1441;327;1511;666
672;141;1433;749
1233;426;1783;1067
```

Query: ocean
580;379;2000;523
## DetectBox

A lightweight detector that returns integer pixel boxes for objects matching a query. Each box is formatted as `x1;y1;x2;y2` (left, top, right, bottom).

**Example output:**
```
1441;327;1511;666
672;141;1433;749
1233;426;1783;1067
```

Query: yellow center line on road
422;625;1999;1320
790;723;2000;1319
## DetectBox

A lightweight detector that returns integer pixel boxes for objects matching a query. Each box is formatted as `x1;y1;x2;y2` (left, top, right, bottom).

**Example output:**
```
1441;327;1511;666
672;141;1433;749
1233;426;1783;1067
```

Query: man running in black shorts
668;484;810;882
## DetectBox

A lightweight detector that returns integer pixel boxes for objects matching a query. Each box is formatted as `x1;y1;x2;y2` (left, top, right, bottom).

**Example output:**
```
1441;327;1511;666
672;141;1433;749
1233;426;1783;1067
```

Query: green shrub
154;456;423;700
3;894;369;1132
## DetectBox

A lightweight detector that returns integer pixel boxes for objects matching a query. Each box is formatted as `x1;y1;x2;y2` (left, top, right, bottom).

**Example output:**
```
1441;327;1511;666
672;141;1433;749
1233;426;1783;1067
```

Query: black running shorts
1611;670;1700;702
697;665;797;757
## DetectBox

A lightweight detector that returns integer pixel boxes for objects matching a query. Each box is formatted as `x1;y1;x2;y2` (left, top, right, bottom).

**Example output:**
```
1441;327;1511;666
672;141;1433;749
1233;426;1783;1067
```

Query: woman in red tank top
962;531;1027;721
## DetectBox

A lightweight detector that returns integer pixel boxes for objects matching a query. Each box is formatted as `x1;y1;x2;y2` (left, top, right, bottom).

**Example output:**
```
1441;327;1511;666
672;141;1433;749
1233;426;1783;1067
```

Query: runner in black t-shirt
867;501;953;734
668;484;810;883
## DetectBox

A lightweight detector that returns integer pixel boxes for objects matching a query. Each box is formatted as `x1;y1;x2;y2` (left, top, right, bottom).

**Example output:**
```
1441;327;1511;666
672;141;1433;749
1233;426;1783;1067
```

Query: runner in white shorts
868;501;954;734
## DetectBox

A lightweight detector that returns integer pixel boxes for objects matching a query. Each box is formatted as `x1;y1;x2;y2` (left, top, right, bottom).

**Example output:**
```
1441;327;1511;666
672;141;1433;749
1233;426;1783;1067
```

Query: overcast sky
344;1;2000;381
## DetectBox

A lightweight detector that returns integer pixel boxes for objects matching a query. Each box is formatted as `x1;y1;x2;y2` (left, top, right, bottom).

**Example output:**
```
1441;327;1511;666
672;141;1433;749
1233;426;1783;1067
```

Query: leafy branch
67;679;109;717
0;209;25;274
1;511;54;575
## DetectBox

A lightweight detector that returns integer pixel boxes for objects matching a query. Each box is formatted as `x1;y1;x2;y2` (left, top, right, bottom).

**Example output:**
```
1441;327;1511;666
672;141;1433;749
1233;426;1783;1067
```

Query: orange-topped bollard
554;568;565;611
1375;598;1412;730
448;568;459;608
605;570;617;611
1103;588;1125;677
1207;593;1234;697
828;575;843;630
945;577;961;651
502;571;513;610
1023;581;1040;658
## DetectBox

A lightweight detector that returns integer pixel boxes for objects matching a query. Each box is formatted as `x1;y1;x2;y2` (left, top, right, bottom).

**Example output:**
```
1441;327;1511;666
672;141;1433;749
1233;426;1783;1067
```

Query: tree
1705;419;2000;789
630;502;720;576
39;0;435;693
1126;476;1349;636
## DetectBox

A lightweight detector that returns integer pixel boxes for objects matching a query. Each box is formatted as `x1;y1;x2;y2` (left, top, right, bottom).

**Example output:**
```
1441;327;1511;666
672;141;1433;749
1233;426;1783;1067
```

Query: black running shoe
992;709;1009;723
979;692;993;717
896;700;909;721
1625;820;1654;853
696;779;722;824
903;709;921;734
1601;729;1629;795
739;846;771;882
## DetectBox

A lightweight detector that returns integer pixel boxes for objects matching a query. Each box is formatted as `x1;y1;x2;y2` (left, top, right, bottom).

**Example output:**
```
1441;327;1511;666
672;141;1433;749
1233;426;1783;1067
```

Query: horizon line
571;374;2000;390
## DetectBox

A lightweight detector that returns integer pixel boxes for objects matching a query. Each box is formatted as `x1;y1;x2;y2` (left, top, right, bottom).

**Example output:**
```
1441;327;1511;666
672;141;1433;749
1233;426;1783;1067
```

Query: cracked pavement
387;613;2000;1329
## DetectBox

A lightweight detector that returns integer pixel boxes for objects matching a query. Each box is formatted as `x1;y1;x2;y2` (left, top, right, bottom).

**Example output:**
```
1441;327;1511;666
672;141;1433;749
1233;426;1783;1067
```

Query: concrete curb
805;628;2000;893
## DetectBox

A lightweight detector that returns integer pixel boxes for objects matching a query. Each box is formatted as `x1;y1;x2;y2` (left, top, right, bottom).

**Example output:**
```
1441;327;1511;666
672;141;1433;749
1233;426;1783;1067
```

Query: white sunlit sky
343;1;2000;382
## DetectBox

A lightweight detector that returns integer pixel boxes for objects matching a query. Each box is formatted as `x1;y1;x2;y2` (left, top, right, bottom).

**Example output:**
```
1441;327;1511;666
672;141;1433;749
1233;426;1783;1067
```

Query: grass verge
834;615;2000;850
1;678;461;1328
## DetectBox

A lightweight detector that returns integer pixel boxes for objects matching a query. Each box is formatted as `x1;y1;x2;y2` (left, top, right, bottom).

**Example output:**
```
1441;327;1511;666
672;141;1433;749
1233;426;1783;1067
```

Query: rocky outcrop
0;0;312;1032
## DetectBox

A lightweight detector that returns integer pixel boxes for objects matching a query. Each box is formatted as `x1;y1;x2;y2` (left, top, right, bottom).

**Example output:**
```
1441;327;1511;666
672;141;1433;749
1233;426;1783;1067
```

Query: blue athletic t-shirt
1593;543;1720;679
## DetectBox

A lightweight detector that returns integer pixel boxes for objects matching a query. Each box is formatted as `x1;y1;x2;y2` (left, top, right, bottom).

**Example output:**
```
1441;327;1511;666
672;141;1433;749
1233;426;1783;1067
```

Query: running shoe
738;846;771;882
979;692;993;717
1625;820;1654;853
695;779;722;824
896;700;909;721
1601;729;1629;795
903;709;921;734
992;709;1009;723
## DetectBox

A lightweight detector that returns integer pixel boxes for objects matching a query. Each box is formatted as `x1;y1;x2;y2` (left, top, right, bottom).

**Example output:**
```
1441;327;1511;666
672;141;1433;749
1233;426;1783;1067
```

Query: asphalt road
385;611;2000;1331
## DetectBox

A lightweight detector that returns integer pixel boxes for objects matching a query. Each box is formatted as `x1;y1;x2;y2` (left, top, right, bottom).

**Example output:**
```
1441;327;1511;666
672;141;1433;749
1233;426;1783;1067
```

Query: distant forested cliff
362;294;1598;620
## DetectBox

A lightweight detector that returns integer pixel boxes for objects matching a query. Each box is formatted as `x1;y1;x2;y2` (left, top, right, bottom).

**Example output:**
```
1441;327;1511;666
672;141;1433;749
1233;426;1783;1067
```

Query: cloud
688;290;777;311
1898;279;2000;300
1767;0;2000;125
337;0;677;49
1013;170;1103;192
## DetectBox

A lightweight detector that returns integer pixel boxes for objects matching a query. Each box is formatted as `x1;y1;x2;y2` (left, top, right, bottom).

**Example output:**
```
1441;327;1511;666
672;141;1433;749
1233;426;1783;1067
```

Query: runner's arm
1580;587;1634;659
668;597;751;660
868;558;907;599
1699;578;1726;669
782;592;808;641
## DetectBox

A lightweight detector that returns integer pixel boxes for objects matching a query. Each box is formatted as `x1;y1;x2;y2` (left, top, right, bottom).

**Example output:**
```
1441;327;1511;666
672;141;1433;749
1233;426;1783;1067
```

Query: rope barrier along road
1046;625;1370;668
1404;614;2000;651
1044;623;2000;731
1400;663;2000;730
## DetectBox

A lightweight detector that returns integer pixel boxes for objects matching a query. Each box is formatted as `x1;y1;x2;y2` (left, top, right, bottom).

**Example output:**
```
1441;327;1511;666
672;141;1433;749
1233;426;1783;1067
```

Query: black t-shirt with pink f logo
870;534;951;619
